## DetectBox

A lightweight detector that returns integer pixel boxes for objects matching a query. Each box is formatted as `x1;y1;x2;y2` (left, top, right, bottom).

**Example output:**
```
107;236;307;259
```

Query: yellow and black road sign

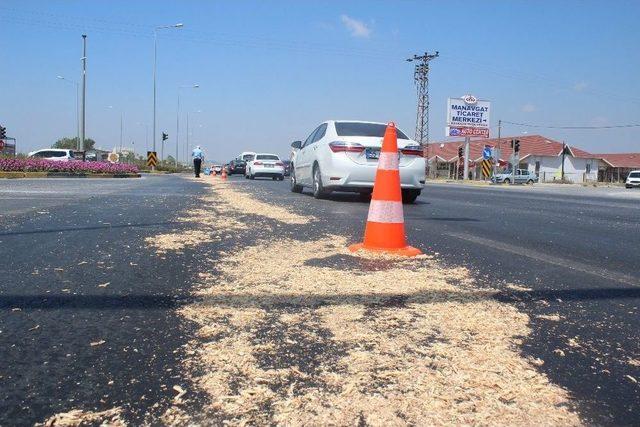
481;159;492;178
147;151;158;167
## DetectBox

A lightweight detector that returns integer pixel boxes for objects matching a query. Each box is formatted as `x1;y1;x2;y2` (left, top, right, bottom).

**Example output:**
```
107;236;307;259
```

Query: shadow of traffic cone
348;122;422;257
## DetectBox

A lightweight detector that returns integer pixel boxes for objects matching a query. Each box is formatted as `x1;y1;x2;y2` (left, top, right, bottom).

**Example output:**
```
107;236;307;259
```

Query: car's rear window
256;155;279;160
629;172;640;178
243;154;254;161
335;122;410;140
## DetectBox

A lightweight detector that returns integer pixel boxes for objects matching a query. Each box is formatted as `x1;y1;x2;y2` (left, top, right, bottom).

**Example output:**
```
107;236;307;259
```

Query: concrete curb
0;172;141;179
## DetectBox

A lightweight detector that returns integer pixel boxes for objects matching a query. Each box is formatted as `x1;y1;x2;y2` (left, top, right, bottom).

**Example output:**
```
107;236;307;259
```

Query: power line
501;120;640;130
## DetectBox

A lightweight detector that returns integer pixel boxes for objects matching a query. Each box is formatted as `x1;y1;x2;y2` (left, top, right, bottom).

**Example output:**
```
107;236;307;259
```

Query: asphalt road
230;176;640;425
0;176;208;425
1;175;638;425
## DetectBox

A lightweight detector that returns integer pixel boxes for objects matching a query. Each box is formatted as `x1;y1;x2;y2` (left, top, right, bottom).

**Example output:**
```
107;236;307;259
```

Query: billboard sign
447;95;491;138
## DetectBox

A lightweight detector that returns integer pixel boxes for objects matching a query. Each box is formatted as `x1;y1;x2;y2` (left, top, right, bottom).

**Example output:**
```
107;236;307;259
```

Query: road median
0;171;141;179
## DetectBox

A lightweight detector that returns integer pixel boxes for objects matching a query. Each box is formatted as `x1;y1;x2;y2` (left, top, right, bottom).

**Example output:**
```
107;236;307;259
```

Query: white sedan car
290;120;425;203
245;153;285;180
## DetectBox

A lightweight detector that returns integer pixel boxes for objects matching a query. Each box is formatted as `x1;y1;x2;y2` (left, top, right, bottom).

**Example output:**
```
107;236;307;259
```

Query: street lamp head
193;84;200;88
174;23;184;28
57;75;64;79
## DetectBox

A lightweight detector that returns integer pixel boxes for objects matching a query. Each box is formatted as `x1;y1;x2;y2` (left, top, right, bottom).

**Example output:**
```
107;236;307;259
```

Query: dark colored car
228;158;247;175
282;159;291;176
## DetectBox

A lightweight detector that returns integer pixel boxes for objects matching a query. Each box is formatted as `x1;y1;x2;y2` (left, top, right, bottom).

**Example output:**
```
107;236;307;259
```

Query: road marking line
446;232;640;287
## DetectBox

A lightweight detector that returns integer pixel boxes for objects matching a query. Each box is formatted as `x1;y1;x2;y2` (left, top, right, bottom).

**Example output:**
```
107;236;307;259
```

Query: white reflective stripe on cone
378;152;399;170
367;200;404;223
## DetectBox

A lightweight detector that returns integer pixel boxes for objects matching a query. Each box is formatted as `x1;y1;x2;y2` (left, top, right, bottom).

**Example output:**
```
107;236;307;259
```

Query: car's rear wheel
402;189;420;204
527;179;534;185
312;164;328;199
290;166;303;193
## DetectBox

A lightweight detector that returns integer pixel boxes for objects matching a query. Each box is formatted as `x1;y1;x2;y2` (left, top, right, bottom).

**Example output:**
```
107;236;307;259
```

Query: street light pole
153;23;183;166
80;34;87;152
176;84;199;167
120;112;124;153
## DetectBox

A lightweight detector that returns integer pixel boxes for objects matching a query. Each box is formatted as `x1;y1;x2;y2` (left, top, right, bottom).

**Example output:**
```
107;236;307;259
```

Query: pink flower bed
0;158;139;174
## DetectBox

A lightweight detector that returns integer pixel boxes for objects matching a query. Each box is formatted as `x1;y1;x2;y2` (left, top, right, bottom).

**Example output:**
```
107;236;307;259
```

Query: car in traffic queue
626;170;640;188
491;169;538;184
239;151;256;162
289;120;425;203
245;153;285;180
28;149;76;161
228;158;247;175
212;164;223;174
282;159;292;176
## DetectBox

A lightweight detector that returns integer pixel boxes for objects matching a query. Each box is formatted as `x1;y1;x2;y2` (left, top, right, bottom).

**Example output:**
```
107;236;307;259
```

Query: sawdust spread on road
158;177;580;425
37;407;124;426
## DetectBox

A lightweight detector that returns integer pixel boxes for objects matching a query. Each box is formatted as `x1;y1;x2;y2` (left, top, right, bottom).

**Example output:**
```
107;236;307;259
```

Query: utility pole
561;141;566;181
494;119;501;177
80;34;87;152
120;112;124;153
407;51;439;175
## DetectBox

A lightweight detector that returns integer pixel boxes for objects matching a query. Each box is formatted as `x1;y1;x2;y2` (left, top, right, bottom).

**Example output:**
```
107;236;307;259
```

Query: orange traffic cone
349;122;422;257
221;169;228;180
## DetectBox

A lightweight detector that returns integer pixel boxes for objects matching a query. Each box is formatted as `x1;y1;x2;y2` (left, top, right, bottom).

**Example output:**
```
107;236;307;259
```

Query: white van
27;149;75;161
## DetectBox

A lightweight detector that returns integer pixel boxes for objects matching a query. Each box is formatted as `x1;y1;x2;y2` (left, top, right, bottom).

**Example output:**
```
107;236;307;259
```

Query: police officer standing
192;145;205;178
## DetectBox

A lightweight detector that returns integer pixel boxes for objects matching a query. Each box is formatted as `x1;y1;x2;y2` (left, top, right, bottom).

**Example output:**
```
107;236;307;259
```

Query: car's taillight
254;161;263;165
275;161;284;166
329;141;365;153
400;145;424;157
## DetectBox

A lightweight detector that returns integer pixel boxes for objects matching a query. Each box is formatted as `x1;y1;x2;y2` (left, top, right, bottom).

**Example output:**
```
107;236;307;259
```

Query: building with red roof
593;153;640;182
426;135;601;183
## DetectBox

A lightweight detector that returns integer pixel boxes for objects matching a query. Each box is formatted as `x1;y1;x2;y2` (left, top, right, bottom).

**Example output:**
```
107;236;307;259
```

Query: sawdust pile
38;407;124;426
145;229;217;254
179;233;579;425
206;180;310;225
145;177;309;254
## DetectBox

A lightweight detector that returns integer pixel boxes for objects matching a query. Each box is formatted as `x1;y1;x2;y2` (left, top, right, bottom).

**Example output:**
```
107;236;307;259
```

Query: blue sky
1;0;639;161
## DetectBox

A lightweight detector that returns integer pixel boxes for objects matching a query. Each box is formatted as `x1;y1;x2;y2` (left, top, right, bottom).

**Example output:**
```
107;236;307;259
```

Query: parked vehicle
228;158;247;175
625;170;640;188
28;149;75;161
491;169;538;184
245;153;285;180
289;120;425;203
212;164;223;174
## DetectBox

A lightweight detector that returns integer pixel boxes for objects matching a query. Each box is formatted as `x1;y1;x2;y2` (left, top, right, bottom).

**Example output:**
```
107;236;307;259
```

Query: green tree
52;137;96;150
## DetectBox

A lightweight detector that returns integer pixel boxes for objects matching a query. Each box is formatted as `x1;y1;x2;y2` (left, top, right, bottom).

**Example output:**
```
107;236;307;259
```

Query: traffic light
0;125;6;139
458;146;463;158
162;132;168;141
514;139;520;153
